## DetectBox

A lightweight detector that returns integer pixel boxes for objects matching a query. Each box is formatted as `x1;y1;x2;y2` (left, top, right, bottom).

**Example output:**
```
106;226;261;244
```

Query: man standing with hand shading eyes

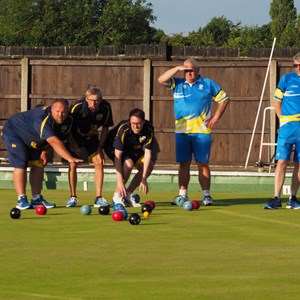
264;52;300;209
158;58;229;206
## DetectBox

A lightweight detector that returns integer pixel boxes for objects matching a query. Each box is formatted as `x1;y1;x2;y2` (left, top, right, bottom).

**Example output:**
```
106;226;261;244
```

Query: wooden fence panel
0;57;295;167
29;60;145;123
0;60;22;158
152;60;274;166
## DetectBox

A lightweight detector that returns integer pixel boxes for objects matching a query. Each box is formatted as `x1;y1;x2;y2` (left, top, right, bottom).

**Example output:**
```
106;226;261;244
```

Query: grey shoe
202;195;213;206
94;197;109;208
66;196;78;207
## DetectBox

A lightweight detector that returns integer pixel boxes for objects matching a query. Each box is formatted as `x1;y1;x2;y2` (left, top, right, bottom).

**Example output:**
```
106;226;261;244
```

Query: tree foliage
97;0;157;46
162;17;273;56
199;16;233;47
0;0;299;53
0;0;159;47
164;17;235;48
269;0;298;47
226;25;273;55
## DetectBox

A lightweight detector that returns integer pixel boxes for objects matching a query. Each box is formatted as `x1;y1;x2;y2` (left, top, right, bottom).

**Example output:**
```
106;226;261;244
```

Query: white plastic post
244;37;276;169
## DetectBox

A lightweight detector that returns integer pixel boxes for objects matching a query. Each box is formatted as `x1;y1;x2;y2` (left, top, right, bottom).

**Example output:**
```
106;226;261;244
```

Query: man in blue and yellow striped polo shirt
158;58;229;206
265;52;300;209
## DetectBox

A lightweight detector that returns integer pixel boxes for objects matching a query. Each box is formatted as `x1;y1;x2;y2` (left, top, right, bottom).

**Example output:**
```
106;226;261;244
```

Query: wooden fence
0;51;296;167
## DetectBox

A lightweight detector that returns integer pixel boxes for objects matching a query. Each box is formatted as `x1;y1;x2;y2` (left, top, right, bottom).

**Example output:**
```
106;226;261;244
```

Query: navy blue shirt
70;98;113;143
5;105;73;149
112;120;154;154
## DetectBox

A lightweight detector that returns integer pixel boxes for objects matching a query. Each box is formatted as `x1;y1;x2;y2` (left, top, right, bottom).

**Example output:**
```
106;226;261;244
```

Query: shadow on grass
213;198;267;206
19;213;71;218
156;198;268;207
139;222;169;226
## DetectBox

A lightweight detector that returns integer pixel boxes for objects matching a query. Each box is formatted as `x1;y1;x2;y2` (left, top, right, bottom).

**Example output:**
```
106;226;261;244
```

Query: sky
149;0;300;36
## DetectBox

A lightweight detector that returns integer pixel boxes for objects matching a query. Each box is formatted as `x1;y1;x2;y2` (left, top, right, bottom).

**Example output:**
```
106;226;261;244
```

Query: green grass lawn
1;189;300;300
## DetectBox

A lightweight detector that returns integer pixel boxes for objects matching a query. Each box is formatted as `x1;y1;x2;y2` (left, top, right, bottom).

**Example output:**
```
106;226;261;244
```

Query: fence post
269;59;278;160
143;59;151;120
21;57;29;111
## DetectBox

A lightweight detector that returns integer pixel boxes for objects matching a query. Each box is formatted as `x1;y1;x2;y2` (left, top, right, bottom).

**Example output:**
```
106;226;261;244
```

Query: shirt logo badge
139;136;146;143
198;84;204;90
96;114;103;121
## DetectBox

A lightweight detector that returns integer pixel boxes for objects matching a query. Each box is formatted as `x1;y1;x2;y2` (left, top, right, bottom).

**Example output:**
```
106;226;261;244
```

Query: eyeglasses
293;64;300;68
184;69;196;73
86;98;101;102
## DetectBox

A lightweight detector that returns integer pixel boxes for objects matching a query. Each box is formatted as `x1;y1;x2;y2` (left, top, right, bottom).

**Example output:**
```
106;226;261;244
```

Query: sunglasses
293;64;300;68
184;69;196;73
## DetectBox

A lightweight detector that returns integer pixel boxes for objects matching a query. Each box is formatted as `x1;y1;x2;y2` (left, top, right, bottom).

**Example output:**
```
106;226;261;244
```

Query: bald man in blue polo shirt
2;99;83;210
158;58;229;206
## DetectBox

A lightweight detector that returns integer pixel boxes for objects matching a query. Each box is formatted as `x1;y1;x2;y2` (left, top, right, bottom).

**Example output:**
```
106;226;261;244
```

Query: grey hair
293;52;300;62
184;58;199;69
85;87;103;99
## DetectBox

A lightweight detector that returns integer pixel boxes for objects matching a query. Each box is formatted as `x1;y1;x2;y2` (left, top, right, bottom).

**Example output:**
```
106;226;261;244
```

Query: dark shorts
3;124;41;168
66;136;99;163
104;143;143;164
104;136;160;166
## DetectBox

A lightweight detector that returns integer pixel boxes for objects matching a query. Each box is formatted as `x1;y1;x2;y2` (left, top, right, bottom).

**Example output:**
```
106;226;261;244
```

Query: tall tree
199;16;233;47
97;0;157;46
269;0;298;47
0;0;158;47
178;16;234;47
297;13;300;47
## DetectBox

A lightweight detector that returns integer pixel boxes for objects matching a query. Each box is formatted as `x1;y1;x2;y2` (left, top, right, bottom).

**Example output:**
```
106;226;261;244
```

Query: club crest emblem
96;114;103;121
139;136;146;143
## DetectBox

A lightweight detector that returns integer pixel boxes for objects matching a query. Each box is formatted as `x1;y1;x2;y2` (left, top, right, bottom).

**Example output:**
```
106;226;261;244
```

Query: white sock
202;190;210;197
18;194;26;200
32;194;41;200
179;189;188;198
